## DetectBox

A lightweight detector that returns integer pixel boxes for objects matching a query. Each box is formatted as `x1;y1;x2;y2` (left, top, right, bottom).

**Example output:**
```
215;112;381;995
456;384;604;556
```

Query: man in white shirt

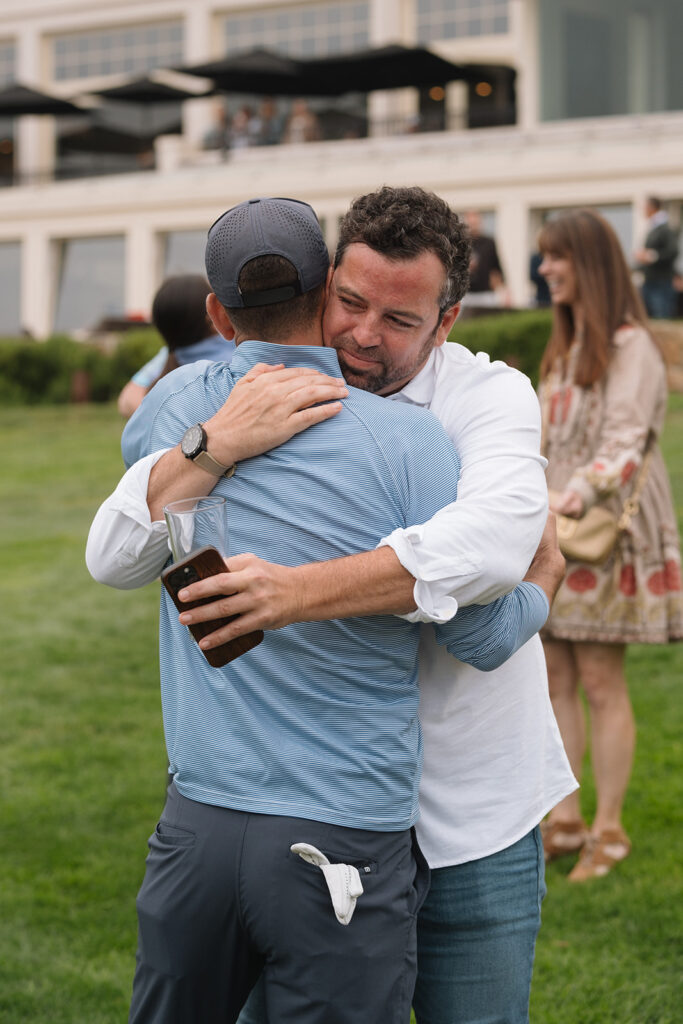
88;187;575;1024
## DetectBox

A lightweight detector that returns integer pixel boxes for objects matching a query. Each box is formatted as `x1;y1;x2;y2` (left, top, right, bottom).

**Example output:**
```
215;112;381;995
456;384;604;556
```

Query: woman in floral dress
537;209;683;880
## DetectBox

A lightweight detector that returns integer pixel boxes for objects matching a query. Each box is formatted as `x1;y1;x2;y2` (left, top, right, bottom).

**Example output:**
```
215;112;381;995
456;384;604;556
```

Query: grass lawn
1;398;682;1023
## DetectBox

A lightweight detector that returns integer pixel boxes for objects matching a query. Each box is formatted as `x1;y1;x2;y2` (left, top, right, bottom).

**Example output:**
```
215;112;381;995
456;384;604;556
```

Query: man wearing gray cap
107;197;555;1024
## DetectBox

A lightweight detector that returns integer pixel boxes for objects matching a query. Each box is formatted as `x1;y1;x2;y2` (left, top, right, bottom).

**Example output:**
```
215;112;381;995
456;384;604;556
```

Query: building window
0;40;16;85
416;0;509;42
51;21;183;81
536;205;633;259
222;2;369;57
54;237;125;333
164;231;207;277
539;0;683;121
0;241;21;335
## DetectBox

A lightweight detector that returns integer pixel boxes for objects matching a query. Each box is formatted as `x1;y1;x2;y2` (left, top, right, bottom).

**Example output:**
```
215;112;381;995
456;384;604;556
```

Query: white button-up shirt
86;341;576;865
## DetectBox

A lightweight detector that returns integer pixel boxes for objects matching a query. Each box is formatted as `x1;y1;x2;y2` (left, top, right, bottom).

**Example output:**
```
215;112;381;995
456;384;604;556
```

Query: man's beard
328;331;437;395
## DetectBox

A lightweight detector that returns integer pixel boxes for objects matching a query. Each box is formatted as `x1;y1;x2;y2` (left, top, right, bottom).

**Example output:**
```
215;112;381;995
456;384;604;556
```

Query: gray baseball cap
205;197;330;308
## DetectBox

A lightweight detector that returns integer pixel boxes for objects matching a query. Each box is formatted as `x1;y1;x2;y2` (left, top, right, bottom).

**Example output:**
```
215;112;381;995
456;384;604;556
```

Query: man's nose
352;314;382;348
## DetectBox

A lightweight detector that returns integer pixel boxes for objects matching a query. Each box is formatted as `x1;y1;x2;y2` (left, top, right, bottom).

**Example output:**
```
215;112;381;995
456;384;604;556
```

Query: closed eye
387;316;414;329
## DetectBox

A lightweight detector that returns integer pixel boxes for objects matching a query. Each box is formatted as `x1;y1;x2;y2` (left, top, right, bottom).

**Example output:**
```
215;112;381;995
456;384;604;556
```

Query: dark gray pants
129;783;429;1024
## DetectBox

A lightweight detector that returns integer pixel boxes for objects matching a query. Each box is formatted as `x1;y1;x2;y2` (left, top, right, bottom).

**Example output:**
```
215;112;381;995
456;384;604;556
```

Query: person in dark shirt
460;210;509;315
634;196;679;319
465;209;504;292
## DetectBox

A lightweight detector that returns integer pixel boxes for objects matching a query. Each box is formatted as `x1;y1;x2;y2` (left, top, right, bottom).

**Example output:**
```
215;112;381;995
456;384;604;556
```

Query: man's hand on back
202;362;348;467
146;363;348;520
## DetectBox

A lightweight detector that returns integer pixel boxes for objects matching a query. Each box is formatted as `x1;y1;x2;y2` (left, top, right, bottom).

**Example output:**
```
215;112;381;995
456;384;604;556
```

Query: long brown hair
538;209;654;386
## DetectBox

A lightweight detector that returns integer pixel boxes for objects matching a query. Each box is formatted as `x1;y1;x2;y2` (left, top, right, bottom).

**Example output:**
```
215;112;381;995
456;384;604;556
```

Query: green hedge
449;309;552;388
0;330;162;405
0;310;553;404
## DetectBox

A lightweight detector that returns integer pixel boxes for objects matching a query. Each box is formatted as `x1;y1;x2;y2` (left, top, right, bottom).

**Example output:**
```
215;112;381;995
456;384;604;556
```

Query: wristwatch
180;423;236;478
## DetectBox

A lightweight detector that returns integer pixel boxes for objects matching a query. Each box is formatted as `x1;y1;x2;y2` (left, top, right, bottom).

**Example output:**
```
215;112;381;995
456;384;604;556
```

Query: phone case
161;545;264;668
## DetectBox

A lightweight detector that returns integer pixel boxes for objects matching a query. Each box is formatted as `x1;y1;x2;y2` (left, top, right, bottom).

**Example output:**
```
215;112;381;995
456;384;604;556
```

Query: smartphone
161;545;264;668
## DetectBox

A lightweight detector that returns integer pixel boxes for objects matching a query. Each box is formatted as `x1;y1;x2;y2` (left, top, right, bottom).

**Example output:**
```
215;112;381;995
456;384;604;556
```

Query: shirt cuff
377;526;482;624
109;449;170;526
86;449;172;588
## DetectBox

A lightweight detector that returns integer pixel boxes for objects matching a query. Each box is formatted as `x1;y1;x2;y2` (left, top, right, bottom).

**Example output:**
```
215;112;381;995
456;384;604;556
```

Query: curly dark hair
335;186;471;313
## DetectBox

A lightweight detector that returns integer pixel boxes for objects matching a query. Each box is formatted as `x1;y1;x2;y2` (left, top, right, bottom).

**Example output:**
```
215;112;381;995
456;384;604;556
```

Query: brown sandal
568;828;631;882
540;818;588;862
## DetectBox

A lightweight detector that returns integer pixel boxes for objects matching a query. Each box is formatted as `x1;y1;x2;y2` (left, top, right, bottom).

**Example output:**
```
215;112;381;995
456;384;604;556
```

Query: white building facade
0;0;681;337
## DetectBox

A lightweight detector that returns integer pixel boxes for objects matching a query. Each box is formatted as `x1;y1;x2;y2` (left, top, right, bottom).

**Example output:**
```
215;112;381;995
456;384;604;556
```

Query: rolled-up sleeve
380;351;548;623
86;449;171;589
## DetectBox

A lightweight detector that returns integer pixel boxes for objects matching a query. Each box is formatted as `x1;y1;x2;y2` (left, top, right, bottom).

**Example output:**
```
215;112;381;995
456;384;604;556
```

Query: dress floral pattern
540;325;683;644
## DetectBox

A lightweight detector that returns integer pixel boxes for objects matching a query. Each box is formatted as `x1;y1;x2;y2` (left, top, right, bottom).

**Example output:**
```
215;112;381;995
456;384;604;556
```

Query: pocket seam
154;821;196;847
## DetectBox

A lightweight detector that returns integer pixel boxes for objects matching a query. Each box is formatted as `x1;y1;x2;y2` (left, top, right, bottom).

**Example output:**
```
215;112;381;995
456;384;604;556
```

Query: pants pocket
154;820;196;847
136;825;201;976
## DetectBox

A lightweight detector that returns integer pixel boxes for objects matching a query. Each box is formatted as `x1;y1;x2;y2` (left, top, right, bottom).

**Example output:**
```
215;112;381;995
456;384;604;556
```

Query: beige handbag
554;504;620;564
542;384;652;565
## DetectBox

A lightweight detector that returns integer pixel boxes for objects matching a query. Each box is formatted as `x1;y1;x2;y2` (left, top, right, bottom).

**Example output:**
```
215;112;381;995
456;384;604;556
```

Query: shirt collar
230;340;343;378
386;349;438;407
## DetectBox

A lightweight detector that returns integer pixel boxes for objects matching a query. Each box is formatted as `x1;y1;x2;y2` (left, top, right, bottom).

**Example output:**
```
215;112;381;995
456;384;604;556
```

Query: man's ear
206;293;235;340
435;303;460;347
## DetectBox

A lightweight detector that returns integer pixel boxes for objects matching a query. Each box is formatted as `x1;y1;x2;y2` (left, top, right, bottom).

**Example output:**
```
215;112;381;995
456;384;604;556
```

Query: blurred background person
633;196;679;319
117;274;234;418
253;97;284;146
282;99;321;143
202;101;230;154
459;208;510;316
537;209;683;880
229;104;260;149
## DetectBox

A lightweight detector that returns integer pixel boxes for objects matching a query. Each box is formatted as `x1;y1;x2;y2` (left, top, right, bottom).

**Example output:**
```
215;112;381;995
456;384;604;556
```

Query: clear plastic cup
163;495;227;562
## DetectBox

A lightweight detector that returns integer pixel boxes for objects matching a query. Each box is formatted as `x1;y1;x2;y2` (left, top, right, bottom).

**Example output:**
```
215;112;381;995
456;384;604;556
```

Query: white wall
3;110;683;336
2;0;682;335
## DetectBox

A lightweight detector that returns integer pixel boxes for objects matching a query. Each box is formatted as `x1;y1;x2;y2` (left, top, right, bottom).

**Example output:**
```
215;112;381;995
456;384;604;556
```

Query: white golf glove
291;842;364;926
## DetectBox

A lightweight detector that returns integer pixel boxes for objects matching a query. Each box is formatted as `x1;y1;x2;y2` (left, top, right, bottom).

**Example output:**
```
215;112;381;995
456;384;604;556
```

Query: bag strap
617;443;654;531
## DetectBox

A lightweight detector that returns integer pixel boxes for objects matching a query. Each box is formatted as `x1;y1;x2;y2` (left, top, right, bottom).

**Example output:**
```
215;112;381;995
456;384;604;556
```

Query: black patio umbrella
299;45;469;96
84;75;208;137
178;48;305;96
0;82;86;116
180;44;471;98
88;75;211;105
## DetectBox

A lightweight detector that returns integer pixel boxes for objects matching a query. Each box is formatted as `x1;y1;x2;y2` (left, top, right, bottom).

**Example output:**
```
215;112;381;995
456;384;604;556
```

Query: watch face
181;423;204;459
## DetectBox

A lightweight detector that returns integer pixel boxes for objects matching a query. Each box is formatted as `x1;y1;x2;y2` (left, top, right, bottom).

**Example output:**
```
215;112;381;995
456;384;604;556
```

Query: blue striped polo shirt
122;341;547;831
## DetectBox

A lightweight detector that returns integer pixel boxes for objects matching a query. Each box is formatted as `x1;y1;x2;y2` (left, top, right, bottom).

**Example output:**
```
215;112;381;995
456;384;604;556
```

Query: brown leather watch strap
192;449;236;478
